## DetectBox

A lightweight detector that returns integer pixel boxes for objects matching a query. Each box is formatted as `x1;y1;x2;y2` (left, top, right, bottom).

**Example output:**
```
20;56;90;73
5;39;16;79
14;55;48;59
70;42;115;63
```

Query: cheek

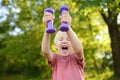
68;42;71;46
68;43;73;49
55;43;61;49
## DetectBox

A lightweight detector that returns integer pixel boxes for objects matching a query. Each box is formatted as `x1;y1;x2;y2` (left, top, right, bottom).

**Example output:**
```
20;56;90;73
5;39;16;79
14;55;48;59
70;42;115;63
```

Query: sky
0;0;23;36
0;0;9;23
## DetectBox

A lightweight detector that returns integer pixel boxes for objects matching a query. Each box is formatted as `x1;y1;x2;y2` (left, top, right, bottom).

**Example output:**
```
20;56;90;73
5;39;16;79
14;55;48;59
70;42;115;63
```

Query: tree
100;1;120;77
76;0;120;76
0;0;119;79
74;0;120;78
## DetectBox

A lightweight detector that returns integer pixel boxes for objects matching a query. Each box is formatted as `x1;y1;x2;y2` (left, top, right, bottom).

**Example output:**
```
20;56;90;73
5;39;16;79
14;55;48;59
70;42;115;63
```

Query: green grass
0;74;51;80
1;68;120;80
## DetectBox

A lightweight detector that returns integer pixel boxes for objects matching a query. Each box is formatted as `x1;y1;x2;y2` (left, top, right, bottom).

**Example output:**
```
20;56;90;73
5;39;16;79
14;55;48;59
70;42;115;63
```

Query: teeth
61;44;68;50
62;46;68;50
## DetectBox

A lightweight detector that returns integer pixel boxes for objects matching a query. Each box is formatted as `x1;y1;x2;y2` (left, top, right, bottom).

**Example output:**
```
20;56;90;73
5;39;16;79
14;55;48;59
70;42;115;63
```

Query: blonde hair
54;31;67;44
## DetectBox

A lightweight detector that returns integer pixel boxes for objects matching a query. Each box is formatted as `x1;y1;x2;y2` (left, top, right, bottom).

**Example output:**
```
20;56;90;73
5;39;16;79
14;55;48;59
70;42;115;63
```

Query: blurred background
0;0;120;80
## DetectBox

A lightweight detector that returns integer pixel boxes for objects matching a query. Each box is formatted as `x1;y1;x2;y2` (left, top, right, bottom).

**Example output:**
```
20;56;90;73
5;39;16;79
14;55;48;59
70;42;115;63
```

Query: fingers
42;11;72;26
43;12;55;26
59;11;71;25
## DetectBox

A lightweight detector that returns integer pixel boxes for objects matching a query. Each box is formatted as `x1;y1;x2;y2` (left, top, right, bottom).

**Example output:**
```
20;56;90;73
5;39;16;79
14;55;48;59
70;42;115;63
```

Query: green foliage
85;67;114;80
0;0;119;79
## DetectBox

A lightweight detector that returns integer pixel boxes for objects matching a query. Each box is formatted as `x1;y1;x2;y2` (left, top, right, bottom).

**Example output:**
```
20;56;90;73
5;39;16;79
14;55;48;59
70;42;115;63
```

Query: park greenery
0;0;120;80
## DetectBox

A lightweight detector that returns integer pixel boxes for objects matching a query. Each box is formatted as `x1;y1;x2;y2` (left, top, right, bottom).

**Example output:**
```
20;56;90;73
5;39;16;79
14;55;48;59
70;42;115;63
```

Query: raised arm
41;32;53;61
41;12;54;61
67;28;84;60
60;11;84;59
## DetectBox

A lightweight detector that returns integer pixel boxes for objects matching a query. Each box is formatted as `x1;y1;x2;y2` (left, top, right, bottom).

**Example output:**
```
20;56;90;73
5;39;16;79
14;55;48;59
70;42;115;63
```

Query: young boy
41;10;84;80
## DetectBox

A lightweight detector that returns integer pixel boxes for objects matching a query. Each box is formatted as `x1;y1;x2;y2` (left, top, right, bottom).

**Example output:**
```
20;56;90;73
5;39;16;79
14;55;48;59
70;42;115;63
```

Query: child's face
54;31;73;56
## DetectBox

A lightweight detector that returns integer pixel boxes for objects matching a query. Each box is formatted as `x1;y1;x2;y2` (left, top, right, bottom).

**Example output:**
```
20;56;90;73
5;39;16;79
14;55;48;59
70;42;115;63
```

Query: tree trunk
108;20;120;76
101;11;120;77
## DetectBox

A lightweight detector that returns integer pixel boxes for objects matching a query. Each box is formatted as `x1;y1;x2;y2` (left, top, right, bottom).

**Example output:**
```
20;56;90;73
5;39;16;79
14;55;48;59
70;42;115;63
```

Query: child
41;10;84;80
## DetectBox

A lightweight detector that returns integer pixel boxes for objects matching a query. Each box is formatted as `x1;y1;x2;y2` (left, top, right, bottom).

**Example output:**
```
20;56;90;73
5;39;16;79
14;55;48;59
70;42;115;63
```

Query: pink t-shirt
48;53;84;80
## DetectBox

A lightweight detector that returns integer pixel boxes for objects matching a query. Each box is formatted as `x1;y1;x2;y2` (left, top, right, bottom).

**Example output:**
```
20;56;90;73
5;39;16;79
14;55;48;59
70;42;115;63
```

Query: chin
61;52;70;56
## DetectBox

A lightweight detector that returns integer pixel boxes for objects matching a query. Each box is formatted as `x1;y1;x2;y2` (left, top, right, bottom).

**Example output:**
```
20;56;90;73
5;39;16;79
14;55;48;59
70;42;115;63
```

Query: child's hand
59;11;72;26
42;12;55;27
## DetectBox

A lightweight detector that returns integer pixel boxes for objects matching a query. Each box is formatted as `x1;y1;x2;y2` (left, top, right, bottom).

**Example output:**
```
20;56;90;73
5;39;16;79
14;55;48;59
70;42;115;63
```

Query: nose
62;39;68;43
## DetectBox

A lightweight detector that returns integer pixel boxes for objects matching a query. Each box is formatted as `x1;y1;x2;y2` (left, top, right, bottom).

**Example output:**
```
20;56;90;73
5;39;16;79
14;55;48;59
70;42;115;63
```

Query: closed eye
60;39;63;41
59;38;63;41
67;39;70;41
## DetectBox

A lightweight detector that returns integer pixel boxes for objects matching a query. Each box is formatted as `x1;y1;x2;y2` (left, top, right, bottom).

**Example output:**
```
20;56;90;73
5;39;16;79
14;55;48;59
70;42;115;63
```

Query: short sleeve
76;57;84;69
72;54;84;69
48;53;58;66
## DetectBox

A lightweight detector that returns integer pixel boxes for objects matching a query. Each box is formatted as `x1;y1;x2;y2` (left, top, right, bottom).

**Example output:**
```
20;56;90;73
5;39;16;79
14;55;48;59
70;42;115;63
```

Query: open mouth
62;46;68;50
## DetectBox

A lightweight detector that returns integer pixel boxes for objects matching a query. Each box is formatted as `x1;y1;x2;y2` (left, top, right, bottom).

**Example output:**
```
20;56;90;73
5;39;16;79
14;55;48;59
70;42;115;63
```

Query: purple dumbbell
44;8;56;34
59;5;69;31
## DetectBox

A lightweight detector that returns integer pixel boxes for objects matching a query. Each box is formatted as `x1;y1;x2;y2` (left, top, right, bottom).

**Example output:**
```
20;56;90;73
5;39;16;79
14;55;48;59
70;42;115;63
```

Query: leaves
0;0;119;79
